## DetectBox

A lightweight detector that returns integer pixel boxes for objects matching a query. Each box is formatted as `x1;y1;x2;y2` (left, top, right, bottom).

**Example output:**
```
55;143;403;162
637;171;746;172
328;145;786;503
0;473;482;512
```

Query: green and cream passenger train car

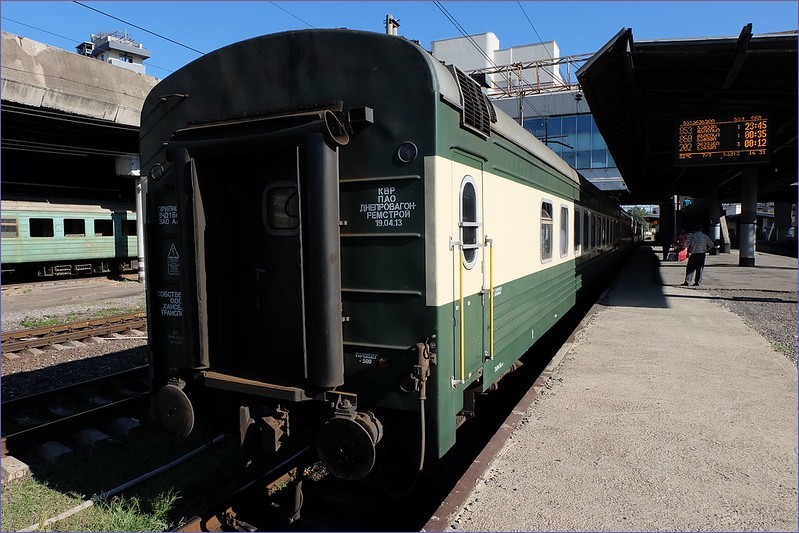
140;29;635;481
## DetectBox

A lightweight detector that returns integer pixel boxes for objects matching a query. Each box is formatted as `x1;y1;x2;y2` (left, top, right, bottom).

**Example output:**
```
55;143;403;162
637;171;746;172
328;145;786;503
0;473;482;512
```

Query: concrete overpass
1;31;160;280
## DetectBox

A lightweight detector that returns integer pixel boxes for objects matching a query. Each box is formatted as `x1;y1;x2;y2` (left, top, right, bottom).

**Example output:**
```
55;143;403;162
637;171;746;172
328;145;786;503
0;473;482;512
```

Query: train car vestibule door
451;153;486;385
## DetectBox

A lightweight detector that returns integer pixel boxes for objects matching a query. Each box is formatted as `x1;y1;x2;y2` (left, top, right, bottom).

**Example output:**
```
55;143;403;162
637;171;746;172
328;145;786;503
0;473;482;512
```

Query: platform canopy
576;26;797;204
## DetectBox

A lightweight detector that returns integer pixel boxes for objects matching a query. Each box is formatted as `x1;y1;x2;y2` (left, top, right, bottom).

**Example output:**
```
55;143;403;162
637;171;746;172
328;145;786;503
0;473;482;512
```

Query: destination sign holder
675;114;770;166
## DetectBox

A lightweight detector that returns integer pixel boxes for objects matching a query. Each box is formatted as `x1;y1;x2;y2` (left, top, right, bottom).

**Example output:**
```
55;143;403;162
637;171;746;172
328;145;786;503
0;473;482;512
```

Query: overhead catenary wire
0;64;151;101
2;138;137;158
516;1;555;64
267;1;316;29
515;2;577;88
2;16;78;44
431;1;545;121
432;1;511;85
72;1;206;56
3;103;141;131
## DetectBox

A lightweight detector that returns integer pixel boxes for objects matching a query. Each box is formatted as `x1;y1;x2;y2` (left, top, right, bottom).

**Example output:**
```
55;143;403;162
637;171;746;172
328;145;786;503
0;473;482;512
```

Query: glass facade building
524;114;616;171
430;32;628;192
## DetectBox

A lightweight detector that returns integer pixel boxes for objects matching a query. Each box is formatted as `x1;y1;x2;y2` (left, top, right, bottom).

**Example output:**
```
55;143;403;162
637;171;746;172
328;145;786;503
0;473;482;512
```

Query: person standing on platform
682;224;715;286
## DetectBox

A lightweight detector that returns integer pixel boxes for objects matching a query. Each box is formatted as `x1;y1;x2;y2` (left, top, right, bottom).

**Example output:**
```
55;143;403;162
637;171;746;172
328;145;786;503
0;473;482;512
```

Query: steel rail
176;446;313;532
1;365;150;456
2;312;147;352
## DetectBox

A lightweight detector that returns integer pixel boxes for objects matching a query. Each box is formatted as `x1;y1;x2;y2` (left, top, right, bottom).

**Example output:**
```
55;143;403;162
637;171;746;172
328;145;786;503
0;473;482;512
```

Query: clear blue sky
1;1;796;78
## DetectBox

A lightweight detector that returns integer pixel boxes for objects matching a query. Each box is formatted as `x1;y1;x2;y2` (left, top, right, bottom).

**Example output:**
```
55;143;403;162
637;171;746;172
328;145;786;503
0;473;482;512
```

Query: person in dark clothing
660;230;672;261
682;225;715;286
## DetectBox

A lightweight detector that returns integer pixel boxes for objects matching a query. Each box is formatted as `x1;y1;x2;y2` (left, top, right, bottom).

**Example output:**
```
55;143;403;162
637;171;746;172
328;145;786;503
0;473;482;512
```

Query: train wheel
155;382;195;437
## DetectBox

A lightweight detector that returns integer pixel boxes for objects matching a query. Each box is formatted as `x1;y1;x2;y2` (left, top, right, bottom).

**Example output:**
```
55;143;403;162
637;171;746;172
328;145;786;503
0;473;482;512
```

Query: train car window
94;219;114;237
64;219;85;237
583;211;590;250
591;214;597;248
574;209;581;252
460;176;479;269
30;218;54;238
122;220;137;237
1;218;19;238
597;216;601;246
600;217;605;245
541;201;553;262
560;206;569;257
262;183;300;236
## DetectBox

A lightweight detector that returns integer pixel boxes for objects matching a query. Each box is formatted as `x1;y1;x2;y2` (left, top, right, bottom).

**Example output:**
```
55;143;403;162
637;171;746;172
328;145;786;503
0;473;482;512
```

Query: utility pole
385;14;400;36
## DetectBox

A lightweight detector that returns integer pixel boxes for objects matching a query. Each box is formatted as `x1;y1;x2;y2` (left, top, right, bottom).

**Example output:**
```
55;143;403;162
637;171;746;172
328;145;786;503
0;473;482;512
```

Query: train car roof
142;29;582;191
422;43;580;187
1;199;135;213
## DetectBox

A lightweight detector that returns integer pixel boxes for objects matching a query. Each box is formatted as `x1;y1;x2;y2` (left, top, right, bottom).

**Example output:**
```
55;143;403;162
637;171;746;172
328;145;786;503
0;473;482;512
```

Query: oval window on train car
263;182;300;236
459;176;479;269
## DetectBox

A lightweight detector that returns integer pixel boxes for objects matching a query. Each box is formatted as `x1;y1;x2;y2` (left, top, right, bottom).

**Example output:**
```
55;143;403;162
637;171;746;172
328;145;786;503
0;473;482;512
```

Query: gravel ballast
1;277;148;401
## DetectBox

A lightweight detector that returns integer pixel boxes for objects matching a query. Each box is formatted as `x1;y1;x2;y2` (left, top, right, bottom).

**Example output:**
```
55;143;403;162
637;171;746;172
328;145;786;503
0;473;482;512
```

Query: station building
430;28;797;261
431;32;627;195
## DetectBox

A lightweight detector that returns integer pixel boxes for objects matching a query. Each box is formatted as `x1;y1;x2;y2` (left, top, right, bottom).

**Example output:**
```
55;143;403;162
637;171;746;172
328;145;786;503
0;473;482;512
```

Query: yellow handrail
489;238;494;359
459;253;465;381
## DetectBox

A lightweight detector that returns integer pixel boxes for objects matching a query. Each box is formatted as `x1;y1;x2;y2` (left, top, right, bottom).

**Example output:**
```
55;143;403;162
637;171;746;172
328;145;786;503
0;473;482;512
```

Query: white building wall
495;41;563;89
431;32;500;72
432;34;564;91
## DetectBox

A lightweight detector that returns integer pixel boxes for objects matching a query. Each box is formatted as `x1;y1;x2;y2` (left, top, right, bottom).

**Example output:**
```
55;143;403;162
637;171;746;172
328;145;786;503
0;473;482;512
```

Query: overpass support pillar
739;166;758;267
659;198;675;256
136;177;146;285
710;188;722;255
773;202;792;241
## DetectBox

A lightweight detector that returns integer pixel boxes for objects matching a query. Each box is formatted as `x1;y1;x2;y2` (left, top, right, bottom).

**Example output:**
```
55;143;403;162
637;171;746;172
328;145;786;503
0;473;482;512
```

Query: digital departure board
675;114;770;166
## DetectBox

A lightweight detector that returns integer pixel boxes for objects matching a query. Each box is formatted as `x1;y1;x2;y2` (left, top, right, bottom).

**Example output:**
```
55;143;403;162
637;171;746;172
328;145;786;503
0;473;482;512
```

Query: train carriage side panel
1;200;137;274
426;69;583;455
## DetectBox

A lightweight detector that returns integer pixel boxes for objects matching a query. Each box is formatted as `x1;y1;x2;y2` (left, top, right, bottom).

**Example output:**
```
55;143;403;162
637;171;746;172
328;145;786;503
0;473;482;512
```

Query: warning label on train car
167;244;180;276
358;186;417;228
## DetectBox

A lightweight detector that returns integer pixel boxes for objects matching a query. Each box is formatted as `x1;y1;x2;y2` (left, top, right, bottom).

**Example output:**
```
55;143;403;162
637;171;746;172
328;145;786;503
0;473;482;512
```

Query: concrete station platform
431;246;798;531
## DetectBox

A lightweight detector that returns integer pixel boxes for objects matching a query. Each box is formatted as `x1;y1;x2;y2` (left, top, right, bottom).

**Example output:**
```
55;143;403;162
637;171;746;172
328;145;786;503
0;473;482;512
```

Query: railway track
1;312;147;353
1;365;150;456
172;286;609;532
177;447;315;532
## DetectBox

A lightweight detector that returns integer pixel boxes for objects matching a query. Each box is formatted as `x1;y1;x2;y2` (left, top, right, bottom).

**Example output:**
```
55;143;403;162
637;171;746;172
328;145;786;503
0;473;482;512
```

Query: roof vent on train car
448;65;497;138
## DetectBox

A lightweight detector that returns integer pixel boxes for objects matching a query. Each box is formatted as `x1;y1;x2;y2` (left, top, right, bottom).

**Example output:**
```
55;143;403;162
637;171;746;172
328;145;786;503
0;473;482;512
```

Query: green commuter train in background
1;199;138;278
140;29;638;482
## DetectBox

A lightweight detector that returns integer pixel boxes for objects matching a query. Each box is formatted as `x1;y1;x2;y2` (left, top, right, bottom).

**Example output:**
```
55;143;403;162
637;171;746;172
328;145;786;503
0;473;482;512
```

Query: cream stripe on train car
424;155;574;308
